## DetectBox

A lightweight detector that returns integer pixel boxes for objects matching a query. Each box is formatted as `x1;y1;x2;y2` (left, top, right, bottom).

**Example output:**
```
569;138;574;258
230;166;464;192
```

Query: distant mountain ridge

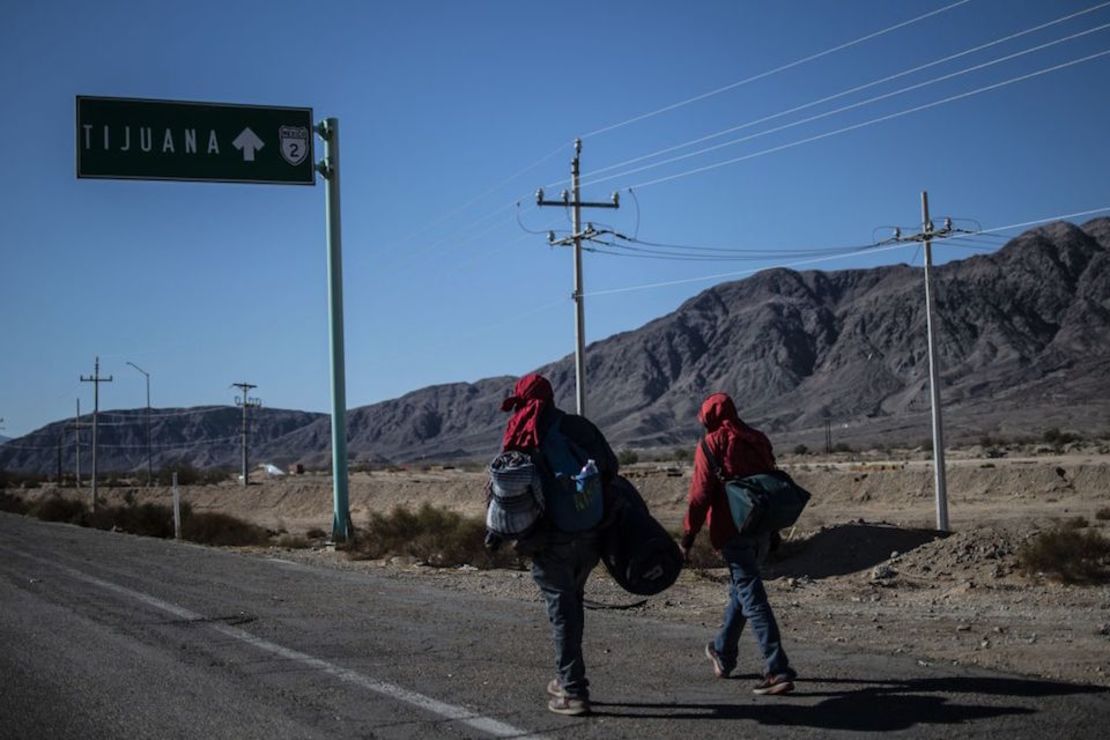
3;218;1108;473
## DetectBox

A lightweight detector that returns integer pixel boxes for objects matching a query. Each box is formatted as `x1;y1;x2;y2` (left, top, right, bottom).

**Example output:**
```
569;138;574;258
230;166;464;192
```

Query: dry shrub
182;512;270;547
10;492;268;548
276;534;311;549
1018;526;1110;584
350;503;518;569
684;536;723;569
0;491;30;515
114;503;176;538
31;495;88;524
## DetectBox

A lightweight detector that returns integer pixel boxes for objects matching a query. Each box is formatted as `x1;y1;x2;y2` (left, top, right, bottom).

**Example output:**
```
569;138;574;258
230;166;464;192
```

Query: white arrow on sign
232;128;265;162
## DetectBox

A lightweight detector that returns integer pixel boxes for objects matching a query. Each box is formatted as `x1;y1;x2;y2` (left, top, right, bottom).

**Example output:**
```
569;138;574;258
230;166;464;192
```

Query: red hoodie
682;393;776;550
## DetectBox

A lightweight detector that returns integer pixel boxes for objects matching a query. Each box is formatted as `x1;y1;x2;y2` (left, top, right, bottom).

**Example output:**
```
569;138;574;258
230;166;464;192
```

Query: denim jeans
714;533;795;679
531;531;601;699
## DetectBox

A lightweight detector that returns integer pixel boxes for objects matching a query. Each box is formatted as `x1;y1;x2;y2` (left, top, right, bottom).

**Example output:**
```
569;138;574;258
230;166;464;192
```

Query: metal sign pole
316;118;352;543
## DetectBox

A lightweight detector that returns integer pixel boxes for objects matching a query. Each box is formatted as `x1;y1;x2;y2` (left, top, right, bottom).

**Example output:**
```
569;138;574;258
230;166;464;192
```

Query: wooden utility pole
888;192;965;532
232;382;261;487
534;139;620;415
81;357;112;511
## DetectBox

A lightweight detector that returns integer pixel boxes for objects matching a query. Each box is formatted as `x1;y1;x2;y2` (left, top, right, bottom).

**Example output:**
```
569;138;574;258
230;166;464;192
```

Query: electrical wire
363;1;1079;272
613;233;881;256
515;202;566;236
943;206;1110;238
566;1;1110;187
95;409;235;420
97;436;244;450
392;0;979;267
576;23;1110;190
381;142;568;254
584;238;877;262
583;205;1110;298
627;188;642;239
624;47;1110;191
578;0;972;139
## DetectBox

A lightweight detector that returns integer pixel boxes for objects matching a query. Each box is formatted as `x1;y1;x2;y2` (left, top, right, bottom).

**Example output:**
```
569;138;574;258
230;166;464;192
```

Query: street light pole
126;361;152;486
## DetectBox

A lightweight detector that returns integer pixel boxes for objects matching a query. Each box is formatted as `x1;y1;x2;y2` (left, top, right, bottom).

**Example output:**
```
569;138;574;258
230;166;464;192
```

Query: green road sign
76;96;315;185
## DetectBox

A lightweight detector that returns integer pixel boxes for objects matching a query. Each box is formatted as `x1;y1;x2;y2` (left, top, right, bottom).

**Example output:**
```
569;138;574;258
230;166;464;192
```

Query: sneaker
547;695;591;716
705;642;731;678
546;679;566;699
753;674;795;696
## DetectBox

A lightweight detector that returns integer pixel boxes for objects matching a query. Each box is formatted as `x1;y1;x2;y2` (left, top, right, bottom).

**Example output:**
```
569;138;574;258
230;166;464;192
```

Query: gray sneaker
705;642;732;678
547;695;591;716
753;674;795;696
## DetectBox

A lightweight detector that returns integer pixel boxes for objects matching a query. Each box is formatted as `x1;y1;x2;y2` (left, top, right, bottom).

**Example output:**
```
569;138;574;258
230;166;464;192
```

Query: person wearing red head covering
500;373;555;451
496;373;617;717
681;392;797;696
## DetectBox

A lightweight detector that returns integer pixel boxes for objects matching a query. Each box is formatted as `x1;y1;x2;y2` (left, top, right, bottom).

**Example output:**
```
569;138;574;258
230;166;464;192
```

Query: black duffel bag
600;475;683;596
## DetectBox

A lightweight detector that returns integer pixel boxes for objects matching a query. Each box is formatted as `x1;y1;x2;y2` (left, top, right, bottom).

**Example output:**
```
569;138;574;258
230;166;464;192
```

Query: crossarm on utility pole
533;139;620;416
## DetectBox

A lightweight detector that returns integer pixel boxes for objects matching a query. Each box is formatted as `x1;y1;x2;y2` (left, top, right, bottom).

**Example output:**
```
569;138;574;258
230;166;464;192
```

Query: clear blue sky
3;0;1110;437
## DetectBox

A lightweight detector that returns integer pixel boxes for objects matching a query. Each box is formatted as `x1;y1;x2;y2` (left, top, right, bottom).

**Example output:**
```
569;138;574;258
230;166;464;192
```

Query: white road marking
8;548;543;739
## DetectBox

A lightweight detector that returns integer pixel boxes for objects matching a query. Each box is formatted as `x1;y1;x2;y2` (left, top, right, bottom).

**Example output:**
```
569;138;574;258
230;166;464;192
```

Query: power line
616;233;882;256
624;47;1110;190
96;408;235;419
583;204;1110;298
579;23;1110;190
570;1;1110;186
384;143;570;253
579;0;972;139
392;1;975;264
582;237;877;262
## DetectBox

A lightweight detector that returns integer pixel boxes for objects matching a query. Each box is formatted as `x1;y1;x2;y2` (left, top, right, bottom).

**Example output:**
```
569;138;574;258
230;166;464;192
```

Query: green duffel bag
701;441;811;535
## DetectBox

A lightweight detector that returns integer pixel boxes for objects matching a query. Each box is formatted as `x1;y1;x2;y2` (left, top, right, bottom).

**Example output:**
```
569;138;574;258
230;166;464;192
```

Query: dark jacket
540;407;619;487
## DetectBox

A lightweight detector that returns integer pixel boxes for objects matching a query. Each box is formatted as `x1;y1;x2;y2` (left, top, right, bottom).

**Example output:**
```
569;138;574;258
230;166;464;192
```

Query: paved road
2;512;1106;738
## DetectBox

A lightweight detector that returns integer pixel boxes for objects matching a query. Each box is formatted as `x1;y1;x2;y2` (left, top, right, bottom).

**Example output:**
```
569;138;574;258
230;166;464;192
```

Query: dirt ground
20;445;1110;688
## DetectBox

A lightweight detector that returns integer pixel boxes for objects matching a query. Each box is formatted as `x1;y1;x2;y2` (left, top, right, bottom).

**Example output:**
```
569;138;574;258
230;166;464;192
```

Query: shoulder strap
700;438;725;481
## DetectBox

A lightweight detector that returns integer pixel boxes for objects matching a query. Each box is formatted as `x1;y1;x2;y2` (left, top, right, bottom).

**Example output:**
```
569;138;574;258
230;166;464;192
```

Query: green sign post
76;95;353;543
76;96;315;185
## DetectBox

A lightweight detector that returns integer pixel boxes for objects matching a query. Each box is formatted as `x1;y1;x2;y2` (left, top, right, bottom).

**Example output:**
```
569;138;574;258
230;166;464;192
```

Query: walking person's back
495;373;618;716
680;392;798;695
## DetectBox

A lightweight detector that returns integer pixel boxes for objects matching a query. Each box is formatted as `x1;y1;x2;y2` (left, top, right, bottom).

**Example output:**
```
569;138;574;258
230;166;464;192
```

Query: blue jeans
715;533;795;680
531;532;600;699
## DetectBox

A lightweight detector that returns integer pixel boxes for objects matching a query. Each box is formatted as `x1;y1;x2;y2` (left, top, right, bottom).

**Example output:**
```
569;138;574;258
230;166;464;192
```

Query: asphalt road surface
2;512;1107;738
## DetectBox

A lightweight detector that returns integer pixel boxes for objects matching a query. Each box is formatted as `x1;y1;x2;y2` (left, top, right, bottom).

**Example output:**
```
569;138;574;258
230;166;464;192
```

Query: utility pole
534;139;619;415
232;382;261;487
72;400;82;488
126;362;153;486
887;191;967;532
81;357;112;511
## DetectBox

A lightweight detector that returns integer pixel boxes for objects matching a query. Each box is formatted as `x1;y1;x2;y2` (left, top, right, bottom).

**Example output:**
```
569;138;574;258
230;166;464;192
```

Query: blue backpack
536;417;604;533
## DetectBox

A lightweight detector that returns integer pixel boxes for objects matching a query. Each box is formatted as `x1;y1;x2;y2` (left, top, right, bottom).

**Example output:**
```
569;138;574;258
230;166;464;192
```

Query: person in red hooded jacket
680;392;797;695
498;373;618;716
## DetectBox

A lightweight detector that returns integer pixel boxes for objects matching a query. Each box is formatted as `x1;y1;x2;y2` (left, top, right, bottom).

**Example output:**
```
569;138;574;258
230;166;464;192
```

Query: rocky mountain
3;218;1108;473
0;407;324;475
